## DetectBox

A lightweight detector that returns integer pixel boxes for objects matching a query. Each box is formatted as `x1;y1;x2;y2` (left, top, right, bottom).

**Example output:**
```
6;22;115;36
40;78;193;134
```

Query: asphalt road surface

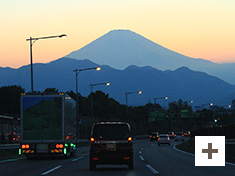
0;140;234;176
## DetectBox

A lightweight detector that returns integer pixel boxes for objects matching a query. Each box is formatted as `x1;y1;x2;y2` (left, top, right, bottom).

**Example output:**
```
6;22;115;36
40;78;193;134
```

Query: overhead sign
180;109;190;118
148;111;166;122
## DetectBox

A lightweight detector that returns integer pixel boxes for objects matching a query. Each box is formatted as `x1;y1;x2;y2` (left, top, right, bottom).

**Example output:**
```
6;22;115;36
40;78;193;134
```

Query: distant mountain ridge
0;58;234;106
66;29;235;85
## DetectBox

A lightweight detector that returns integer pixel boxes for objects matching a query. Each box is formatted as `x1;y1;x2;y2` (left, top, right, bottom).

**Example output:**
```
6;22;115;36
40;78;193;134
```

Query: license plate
106;143;116;150
37;149;48;153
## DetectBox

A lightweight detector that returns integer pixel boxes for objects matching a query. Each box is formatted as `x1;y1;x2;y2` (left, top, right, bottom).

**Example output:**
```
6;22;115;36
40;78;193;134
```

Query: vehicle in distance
89;122;133;170
174;132;185;141
167;131;175;139
158;134;170;146
150;132;159;141
19;93;77;158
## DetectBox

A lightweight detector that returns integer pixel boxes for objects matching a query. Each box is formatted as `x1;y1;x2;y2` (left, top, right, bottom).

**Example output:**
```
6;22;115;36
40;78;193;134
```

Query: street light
125;91;142;115
73;67;101;139
90;82;110;123
26;34;67;92
201;102;213;127
153;96;168;105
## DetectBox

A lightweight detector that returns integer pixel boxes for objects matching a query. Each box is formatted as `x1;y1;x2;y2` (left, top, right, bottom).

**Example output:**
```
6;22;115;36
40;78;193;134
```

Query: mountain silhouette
0;58;234;106
66;29;235;85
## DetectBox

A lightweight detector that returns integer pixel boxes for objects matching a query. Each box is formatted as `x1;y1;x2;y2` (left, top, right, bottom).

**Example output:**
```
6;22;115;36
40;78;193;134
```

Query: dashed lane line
146;164;159;174
41;165;62;175
72;156;84;162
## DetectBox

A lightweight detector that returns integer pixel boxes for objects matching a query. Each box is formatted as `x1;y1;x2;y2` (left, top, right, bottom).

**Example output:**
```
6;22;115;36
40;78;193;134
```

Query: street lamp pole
201;103;213;127
125;91;142;115
26;34;67;92
153;96;168;106
89;82;110;123
73;67;101;139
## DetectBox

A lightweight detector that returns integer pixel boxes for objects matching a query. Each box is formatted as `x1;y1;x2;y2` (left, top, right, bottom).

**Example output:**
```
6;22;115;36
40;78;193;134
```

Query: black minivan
89;122;133;170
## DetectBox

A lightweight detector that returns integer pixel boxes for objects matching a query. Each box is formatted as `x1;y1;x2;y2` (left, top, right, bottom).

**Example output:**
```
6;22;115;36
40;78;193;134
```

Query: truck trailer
19;93;77;158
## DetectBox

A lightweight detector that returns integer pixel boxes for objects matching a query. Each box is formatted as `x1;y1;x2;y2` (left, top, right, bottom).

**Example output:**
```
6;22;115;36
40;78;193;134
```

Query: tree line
0;85;234;136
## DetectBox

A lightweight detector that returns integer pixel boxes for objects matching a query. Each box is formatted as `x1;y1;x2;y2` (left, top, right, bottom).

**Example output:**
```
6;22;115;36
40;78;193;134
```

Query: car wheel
128;159;133;170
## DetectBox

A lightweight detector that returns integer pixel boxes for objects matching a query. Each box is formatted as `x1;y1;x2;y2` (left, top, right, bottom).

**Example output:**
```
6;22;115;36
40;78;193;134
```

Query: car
174;132;185;141
149;132;159;141
167;131;175;139
89;122;133;170
158;134;171;146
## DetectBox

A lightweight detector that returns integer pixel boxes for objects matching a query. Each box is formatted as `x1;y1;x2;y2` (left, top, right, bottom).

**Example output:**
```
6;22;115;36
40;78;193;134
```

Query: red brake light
91;137;95;142
124;157;130;160
168;138;170;141
128;137;132;141
150;135;152;137
158;138;160;141
93;158;98;160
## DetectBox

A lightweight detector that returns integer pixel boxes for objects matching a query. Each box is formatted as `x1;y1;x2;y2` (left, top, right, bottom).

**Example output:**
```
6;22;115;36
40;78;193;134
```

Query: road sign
181;109;190;118
148;111;166;122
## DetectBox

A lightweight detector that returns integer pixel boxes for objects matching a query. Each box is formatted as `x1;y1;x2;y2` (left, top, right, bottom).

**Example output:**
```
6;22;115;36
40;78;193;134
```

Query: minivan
89;122;133;170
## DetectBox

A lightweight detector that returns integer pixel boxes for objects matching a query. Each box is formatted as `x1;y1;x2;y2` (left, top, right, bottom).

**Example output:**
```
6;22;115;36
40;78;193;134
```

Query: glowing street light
125;91;142;115
90;82;110;122
26;34;67;92
73;66;101;138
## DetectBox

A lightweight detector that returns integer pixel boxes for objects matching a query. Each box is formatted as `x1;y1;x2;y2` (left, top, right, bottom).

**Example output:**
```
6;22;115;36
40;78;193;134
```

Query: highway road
0;140;234;176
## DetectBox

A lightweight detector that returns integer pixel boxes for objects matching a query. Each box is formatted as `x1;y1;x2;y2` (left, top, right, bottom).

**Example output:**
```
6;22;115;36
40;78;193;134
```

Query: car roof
159;134;169;136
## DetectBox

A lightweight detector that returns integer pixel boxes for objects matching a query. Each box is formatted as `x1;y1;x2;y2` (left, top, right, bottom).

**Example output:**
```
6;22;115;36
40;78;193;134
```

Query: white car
158;134;171;146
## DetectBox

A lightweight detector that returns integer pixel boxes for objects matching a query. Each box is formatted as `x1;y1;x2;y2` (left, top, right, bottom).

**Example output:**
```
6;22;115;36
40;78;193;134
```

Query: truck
19;93;77;158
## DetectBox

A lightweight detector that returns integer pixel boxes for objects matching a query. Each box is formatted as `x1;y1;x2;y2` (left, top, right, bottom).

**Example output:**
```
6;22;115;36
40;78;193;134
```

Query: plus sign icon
195;136;225;166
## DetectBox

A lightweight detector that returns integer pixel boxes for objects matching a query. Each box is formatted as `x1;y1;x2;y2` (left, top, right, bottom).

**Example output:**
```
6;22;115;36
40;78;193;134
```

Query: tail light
56;144;64;148
22;144;29;149
90;137;95;142
128;137;132;141
158;138;160;141
124;157;130;160
167;138;170;141
93;158;98;160
182;134;184;136
150;135;152;138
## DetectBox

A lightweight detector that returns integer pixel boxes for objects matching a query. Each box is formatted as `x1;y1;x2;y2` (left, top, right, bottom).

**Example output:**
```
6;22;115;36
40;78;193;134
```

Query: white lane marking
225;162;235;167
72;156;84;162
139;155;144;161
41;165;62;175
173;144;195;156
146;164;159;174
0;157;26;164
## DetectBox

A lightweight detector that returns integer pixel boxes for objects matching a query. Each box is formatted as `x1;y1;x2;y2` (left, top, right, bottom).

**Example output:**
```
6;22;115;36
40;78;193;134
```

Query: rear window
92;124;130;140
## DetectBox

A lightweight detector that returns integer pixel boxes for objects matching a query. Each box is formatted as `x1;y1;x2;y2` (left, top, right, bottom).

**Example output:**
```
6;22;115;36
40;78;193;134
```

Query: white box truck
19;93;77;158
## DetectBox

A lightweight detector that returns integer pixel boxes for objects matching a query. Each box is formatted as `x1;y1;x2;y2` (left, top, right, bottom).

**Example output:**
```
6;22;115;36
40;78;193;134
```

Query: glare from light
96;67;101;71
138;91;142;94
106;82;110;86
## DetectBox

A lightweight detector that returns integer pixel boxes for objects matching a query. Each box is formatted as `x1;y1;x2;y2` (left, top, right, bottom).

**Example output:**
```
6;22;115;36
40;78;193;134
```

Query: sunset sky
1;0;235;68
